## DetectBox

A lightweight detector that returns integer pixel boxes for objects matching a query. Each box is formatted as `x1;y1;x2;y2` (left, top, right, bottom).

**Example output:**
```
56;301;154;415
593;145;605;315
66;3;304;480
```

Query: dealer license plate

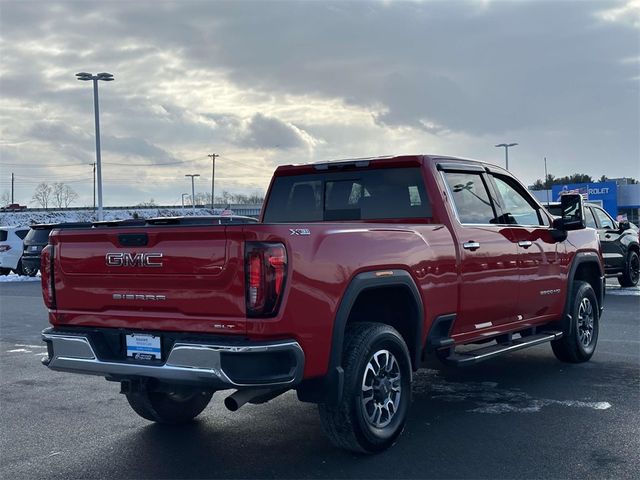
126;334;161;360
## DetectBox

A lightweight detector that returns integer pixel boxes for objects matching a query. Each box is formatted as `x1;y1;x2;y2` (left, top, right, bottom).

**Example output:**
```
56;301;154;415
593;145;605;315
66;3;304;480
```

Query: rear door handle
518;240;533;248
463;241;480;251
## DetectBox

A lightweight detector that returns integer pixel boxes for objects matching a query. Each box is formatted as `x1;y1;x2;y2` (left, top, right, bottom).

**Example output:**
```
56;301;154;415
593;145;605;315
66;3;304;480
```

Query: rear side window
15;229;29;240
0;230;7;241
443;172;496;224
263;167;431;222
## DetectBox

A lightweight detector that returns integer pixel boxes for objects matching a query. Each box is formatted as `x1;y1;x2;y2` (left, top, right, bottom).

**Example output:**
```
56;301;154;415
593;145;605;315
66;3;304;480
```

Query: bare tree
136;198;157;207
213;190;264;205
194;193;208;206
32;182;53;209
52;182;79;208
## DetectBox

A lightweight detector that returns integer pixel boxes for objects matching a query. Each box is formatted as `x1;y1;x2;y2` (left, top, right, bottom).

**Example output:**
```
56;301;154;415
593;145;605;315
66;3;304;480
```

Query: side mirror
553;194;586;231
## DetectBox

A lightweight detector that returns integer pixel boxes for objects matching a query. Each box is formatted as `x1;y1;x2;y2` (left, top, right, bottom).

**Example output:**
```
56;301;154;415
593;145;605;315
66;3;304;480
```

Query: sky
0;0;638;207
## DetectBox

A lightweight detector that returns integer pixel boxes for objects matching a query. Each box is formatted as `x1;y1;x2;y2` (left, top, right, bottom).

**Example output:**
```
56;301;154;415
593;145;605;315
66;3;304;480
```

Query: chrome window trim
440;170;553;229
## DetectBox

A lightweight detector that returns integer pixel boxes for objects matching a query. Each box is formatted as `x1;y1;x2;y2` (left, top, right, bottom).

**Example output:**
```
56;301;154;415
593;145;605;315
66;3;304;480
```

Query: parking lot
1;280;638;479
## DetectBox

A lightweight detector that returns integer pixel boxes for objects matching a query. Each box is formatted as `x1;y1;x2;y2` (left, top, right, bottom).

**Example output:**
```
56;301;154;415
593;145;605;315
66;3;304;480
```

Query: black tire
0;268;10;276
318;322;412;453
125;384;213;424
22;264;38;277
12;260;24;276
618;250;639;287
551;281;599;363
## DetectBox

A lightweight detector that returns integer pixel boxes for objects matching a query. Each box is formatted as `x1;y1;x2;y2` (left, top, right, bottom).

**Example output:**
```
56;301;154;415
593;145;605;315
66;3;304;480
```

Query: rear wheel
125;384;213;424
551;281;599;363
618;251;639;287
0;268;9;276
22;264;38;277
12;260;25;276
318;322;412;453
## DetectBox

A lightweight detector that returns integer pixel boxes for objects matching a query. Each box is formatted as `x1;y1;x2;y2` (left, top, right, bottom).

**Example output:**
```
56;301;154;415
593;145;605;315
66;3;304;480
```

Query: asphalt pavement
0;280;638;479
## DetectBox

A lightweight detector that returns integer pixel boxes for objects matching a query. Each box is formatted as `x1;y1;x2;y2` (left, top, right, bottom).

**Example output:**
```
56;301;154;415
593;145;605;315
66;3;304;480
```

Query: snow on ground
0;207;227;228
0;272;40;282
606;280;640;296
413;369;612;414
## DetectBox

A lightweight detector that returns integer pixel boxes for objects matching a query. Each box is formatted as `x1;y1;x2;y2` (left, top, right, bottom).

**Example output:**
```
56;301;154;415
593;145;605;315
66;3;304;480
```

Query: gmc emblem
105;252;163;267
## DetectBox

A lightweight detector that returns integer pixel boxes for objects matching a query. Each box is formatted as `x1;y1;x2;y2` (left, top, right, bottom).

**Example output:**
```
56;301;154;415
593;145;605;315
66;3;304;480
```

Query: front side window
491;175;544;226
592;207;614;230
443;172;496;224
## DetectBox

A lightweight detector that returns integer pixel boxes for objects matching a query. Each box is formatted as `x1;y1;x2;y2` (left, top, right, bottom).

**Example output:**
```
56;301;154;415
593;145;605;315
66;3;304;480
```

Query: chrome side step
444;331;563;366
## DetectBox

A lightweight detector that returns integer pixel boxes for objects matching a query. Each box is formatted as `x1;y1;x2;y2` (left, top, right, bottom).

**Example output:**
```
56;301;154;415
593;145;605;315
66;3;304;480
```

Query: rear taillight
41;245;56;309
245;242;287;317
0;244;11;252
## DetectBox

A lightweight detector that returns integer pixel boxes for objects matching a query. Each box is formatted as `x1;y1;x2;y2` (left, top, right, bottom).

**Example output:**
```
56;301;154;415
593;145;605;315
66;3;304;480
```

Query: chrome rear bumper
42;330;304;389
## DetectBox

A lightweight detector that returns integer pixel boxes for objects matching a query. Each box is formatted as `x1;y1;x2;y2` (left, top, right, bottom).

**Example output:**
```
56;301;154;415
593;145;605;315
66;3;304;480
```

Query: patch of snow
0;207;233;228
7;348;32;353
15;344;46;348
0;273;40;283
605;286;640;296
469;399;612;414
413;369;612;415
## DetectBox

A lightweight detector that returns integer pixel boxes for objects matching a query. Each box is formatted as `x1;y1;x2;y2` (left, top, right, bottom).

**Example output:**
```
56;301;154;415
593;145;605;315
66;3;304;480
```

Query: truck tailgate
51;226;246;334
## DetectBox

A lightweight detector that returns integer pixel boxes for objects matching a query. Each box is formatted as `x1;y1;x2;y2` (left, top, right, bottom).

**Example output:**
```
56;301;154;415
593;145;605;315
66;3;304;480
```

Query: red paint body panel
44;155;602;380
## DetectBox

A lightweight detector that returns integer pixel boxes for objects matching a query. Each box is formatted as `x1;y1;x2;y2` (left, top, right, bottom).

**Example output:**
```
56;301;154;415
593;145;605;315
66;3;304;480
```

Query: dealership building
529;179;640;224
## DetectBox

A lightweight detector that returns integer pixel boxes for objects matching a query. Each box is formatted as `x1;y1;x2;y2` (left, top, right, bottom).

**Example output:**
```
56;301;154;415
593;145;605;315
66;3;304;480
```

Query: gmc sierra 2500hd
40;155;604;453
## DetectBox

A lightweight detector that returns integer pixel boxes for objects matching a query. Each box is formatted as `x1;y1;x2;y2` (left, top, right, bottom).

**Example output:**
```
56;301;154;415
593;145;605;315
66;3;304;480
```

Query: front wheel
125;384;213;424
551;281;599;363
318;322;412;453
618;250;639;287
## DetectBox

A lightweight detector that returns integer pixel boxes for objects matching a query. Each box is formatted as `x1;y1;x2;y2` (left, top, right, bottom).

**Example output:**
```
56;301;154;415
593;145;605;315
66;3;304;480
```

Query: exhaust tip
224;395;240;412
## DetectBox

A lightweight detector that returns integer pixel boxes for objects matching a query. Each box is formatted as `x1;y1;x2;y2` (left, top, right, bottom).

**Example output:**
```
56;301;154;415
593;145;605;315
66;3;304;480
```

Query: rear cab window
0;230;7;242
263;167;431;222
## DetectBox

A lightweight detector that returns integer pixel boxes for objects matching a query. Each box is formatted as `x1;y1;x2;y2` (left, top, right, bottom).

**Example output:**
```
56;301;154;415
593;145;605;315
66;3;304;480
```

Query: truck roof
274;154;501;176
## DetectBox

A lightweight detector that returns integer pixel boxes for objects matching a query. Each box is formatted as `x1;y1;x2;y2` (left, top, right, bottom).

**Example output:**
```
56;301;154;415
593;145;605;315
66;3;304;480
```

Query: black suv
546;202;639;287
21;224;56;276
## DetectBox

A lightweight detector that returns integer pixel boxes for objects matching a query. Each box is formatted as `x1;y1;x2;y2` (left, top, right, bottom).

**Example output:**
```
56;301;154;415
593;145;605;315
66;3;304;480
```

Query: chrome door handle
518;240;533;248
463;241;480;251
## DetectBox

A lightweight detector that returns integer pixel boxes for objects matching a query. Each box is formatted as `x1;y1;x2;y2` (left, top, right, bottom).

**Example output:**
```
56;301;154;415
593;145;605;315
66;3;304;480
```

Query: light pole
494;143;518;170
89;162;96;210
181;193;189;210
185;174;200;214
76;72;114;221
208;153;219;210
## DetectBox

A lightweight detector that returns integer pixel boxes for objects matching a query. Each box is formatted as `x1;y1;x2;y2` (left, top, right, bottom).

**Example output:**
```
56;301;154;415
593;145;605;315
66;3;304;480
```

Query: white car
0;226;30;275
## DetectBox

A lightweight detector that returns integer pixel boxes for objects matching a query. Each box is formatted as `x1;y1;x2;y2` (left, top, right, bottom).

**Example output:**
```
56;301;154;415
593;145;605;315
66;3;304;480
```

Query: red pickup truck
41;155;604;453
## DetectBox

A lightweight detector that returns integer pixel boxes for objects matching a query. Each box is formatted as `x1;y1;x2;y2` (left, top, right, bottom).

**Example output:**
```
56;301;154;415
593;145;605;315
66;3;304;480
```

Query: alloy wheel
361;349;402;429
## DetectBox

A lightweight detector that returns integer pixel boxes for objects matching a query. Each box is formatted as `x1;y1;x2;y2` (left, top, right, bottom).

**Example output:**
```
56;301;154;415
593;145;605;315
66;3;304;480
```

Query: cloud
238;113;318;150
0;0;637;206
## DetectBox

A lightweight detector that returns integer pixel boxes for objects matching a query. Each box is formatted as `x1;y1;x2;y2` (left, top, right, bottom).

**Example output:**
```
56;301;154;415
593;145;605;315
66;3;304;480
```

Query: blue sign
552;181;618;217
